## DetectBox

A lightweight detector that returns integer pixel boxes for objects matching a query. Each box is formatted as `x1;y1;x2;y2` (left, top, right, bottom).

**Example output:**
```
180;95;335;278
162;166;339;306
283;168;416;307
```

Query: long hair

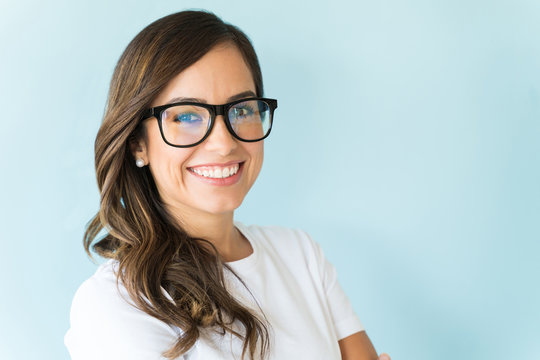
83;10;270;359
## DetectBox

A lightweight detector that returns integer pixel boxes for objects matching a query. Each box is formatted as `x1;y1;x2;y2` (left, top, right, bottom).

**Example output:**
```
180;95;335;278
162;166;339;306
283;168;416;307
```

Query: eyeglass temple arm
141;109;155;119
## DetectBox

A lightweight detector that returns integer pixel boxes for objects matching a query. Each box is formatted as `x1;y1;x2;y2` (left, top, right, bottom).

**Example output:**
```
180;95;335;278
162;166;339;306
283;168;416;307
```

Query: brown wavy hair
83;10;270;360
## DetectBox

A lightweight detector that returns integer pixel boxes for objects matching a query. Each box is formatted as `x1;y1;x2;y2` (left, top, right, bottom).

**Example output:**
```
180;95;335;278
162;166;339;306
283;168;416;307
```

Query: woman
64;10;391;360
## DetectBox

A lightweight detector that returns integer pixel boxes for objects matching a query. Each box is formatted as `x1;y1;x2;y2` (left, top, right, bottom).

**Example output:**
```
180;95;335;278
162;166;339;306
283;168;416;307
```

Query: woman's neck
167;205;251;262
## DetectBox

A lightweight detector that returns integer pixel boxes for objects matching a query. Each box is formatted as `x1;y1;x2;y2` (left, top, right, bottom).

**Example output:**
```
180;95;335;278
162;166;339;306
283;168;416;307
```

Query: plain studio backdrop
1;0;538;359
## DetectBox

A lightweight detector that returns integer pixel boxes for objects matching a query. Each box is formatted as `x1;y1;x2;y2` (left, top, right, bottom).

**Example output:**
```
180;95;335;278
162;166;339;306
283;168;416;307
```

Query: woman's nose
202;115;238;154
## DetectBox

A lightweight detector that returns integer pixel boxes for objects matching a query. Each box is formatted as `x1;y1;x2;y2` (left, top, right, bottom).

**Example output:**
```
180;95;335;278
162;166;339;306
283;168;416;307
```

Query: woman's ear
129;135;148;166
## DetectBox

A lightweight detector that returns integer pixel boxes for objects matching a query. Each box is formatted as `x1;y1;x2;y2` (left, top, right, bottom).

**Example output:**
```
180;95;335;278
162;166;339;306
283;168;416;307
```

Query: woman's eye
175;113;202;124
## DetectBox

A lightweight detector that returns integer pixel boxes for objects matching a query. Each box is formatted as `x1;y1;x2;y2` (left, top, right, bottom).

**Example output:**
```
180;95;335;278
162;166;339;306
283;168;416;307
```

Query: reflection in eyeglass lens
162;105;210;145
229;100;270;140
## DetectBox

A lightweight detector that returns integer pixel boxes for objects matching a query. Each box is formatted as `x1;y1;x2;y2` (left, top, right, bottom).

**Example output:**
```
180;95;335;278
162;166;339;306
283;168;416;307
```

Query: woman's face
132;43;264;219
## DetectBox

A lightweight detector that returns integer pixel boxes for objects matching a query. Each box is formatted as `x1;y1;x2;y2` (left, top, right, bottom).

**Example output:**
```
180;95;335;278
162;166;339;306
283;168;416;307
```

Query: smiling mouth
187;162;244;179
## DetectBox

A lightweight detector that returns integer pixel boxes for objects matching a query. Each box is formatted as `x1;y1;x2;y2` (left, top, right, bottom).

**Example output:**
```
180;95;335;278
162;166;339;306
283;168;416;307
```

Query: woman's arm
338;331;391;360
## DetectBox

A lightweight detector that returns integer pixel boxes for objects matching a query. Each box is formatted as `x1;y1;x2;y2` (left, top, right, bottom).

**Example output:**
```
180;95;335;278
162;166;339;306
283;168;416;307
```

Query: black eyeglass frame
141;97;278;148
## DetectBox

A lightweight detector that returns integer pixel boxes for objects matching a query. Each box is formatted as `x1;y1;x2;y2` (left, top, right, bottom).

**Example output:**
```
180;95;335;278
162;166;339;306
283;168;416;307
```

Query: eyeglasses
142;97;278;148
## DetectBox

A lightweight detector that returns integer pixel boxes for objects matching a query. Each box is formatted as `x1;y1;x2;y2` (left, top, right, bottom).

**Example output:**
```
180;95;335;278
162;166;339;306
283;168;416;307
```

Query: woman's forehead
151;44;256;107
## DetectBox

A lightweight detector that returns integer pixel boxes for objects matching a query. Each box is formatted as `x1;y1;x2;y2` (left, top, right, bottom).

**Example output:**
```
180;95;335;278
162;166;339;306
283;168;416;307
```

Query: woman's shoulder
67;260;144;337
65;260;179;359
69;259;126;308
67;259;176;324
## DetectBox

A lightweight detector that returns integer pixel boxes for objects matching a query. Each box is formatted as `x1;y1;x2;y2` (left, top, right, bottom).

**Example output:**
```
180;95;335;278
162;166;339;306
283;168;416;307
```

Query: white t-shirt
64;222;365;359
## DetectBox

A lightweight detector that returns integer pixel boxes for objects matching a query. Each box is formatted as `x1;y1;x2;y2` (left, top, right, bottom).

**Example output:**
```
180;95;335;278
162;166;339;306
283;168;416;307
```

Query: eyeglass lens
160;99;271;146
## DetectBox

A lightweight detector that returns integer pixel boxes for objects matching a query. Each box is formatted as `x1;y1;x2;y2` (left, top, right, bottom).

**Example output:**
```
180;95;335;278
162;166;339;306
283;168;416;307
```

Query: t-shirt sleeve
304;231;365;341
64;273;184;360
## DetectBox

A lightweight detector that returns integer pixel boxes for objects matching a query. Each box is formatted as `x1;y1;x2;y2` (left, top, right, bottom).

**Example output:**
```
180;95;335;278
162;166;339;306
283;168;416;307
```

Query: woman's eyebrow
165;90;256;105
226;90;256;102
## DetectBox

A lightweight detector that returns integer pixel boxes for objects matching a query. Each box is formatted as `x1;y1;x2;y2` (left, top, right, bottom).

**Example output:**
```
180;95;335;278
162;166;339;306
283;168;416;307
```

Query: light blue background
1;0;538;359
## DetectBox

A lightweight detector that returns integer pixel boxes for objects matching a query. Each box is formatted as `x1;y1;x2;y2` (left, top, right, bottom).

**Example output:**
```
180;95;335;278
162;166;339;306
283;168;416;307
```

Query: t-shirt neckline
225;221;259;272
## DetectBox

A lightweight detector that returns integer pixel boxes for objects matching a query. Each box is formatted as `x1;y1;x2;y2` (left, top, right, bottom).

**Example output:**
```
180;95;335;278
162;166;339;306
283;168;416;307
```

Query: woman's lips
187;162;244;186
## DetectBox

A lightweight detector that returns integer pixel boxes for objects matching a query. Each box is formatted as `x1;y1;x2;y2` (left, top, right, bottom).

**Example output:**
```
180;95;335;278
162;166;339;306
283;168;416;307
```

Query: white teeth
190;163;240;179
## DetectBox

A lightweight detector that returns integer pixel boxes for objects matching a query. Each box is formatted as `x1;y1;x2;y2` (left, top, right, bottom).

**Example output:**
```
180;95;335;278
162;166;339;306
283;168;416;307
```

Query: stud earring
135;158;145;168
